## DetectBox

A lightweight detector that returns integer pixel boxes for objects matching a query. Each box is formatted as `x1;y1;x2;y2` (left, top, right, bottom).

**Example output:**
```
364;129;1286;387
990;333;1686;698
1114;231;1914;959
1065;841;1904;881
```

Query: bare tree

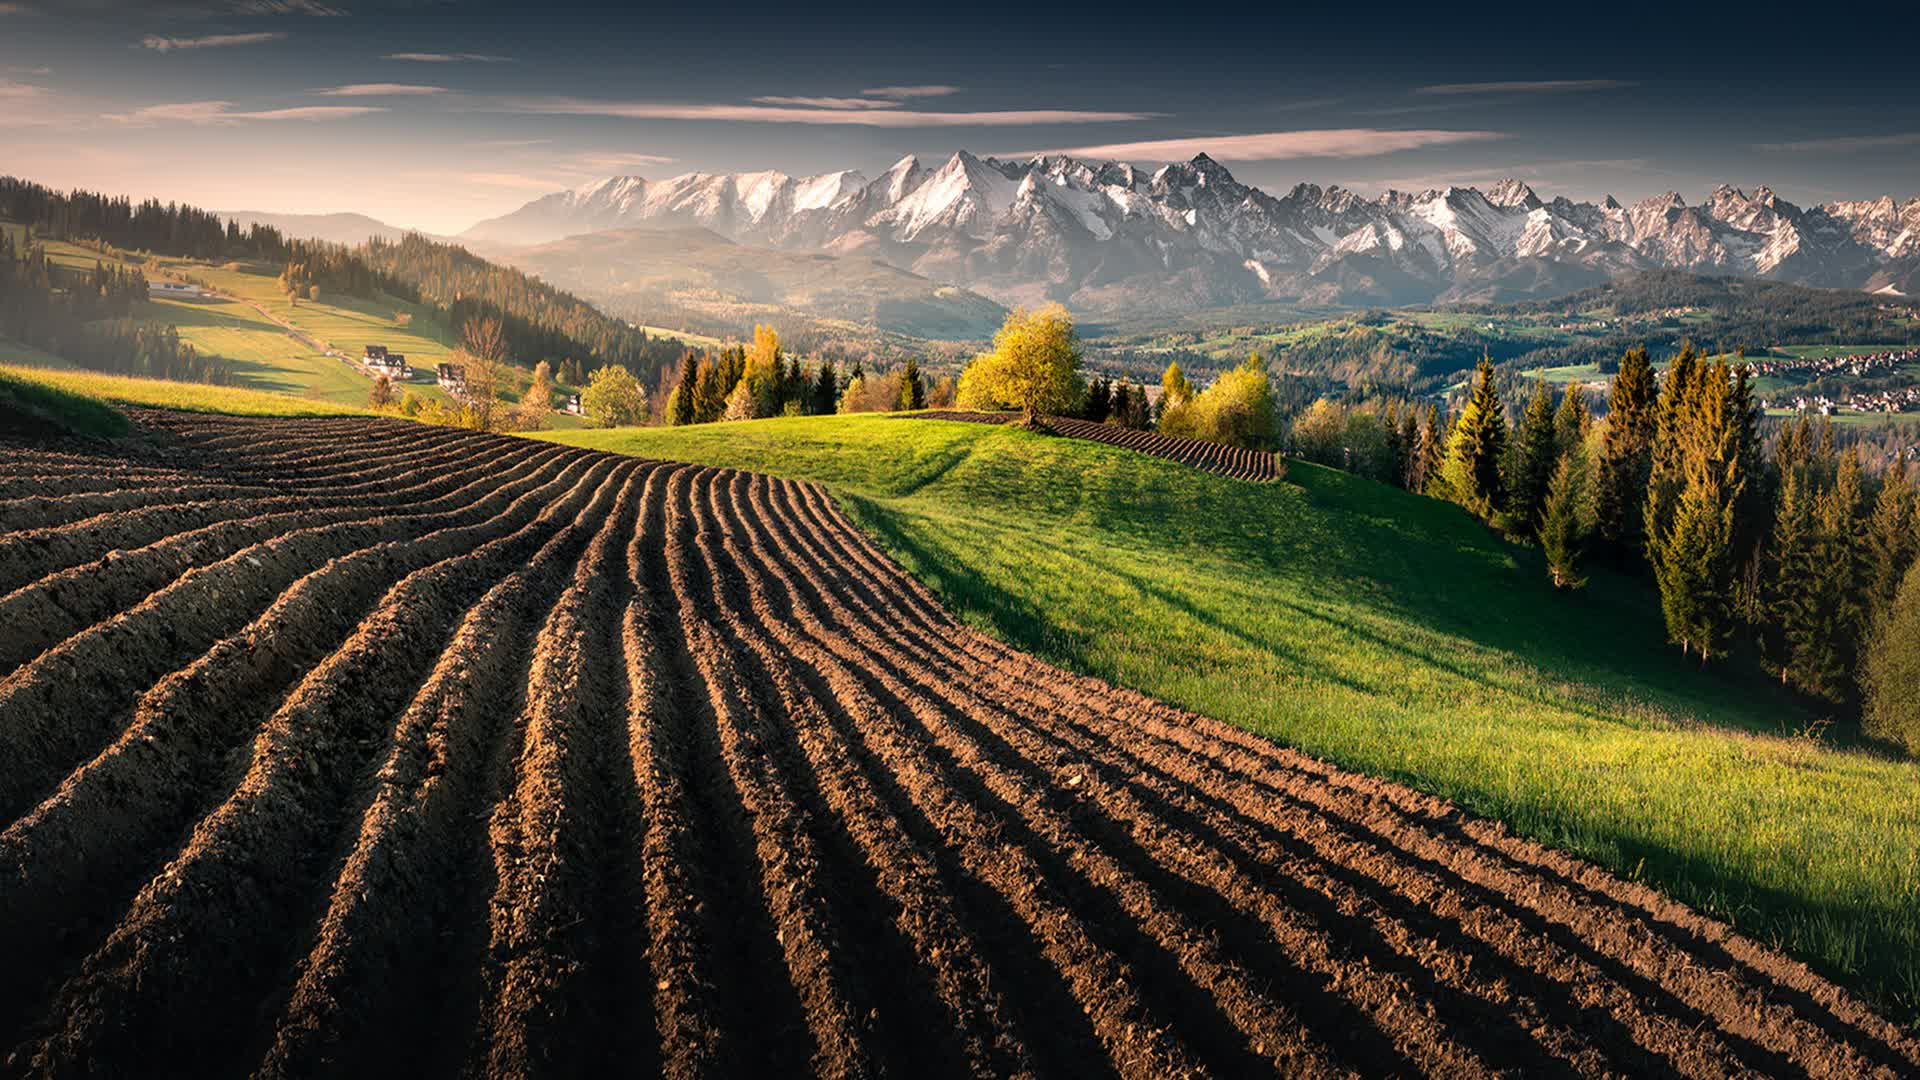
461;315;510;432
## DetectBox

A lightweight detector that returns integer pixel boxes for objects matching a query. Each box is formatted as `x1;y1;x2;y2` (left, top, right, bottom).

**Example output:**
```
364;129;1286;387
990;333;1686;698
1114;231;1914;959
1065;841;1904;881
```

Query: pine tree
812;358;838;416
898;356;926;411
1645;356;1748;661
1085;377;1111;422
1865;460;1918;620
1587;346;1657;559
669;352;697;426
691;356;723;423
1397;406;1420;490
1541;450;1586;589
1862;560;1920;754
1506;381;1559;534
1110;382;1133;426
1813;452;1872;695
1762;421;1822;684
1439;358;1507;520
1644;344;1702;562
1554;382;1591;455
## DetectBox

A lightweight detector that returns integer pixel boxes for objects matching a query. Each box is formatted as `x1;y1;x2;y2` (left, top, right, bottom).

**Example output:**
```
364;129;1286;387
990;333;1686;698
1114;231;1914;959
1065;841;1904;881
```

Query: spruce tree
1814;452;1872;696
1762;421;1822;685
1865;461;1918;619
1587;346;1657;559
1110;382;1133;425
1419;404;1445;493
1398;407;1420;490
1554;382;1591;455
692;356;724;423
1541;450;1586;589
1862;560;1920;754
1506;381;1559;533
1382;401;1406;485
1085;377;1111;422
1643;344;1703;565
812;358;838;416
898;356;926;411
669;352;697;426
1438;358;1508;520
1645;356;1748;661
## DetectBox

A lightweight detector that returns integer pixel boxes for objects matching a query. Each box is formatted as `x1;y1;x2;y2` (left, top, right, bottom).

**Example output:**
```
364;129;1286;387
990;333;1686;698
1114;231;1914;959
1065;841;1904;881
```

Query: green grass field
0;366;132;437
10;235;589;416
537;413;1920;1022
0;362;371;418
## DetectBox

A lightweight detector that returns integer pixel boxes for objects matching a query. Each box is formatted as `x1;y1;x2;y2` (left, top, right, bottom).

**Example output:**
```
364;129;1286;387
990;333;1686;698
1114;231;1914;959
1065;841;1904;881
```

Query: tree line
657;325;956;426
1385;347;1918;751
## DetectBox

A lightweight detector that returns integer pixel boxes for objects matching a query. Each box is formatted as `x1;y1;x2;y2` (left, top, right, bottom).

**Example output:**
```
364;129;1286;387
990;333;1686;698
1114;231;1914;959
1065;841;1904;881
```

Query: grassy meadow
0;362;371;418
539;413;1920;1022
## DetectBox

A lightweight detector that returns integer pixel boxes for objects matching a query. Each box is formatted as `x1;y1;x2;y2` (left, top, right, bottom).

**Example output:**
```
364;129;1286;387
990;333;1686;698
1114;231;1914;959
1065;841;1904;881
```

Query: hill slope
494;225;1008;341
539;413;1920;1021
217;210;427;247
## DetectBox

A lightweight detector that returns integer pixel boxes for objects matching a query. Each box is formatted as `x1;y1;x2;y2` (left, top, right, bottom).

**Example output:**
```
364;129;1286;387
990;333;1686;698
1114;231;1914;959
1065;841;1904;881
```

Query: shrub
580;364;647;428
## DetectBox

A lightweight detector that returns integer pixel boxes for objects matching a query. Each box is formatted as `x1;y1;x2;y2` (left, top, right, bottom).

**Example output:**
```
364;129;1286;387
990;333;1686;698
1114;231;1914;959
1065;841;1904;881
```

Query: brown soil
911;410;1281;481
0;414;1913;1078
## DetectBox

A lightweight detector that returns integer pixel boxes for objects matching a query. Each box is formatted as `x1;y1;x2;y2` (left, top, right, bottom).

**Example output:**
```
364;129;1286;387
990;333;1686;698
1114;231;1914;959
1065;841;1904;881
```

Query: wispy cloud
1414;79;1636;96
107;100;385;124
572;151;677;170
506;97;1148;127
1021;128;1507;162
141;31;286;51
752;95;903;110
231;0;346;12
861;85;960;99
1756;132;1920;153
384;51;513;63
315;83;446;96
0;3;29;13
0;79;47;100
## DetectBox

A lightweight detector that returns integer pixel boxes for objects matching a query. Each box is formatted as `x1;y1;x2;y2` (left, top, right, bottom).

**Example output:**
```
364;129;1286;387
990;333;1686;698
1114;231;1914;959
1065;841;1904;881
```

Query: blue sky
3;1;1916;233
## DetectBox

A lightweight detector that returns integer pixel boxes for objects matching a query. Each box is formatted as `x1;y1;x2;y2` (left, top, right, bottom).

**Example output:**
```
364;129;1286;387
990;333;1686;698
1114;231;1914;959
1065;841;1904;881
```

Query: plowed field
910;411;1279;481
1;412;1913;1078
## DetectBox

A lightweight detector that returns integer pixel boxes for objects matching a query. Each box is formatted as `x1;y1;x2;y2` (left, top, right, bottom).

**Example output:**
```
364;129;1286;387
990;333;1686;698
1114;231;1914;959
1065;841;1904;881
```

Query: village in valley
1753;346;1920;416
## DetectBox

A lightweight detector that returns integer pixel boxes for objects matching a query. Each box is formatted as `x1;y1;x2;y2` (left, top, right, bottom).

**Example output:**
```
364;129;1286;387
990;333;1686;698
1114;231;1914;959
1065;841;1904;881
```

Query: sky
3;0;1917;235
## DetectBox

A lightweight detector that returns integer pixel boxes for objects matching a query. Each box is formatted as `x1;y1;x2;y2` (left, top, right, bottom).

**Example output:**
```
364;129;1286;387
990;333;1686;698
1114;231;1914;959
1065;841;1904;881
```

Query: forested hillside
1;177;686;386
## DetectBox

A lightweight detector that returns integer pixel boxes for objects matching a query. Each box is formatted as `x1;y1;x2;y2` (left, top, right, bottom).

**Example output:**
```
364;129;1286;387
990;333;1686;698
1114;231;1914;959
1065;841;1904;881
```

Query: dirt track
1;413;1914;1078
911;411;1280;481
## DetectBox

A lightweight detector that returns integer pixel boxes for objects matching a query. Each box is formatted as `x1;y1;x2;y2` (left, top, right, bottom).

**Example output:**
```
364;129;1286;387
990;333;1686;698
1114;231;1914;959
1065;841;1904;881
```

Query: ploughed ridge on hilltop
908;410;1281;482
1;412;1917;1077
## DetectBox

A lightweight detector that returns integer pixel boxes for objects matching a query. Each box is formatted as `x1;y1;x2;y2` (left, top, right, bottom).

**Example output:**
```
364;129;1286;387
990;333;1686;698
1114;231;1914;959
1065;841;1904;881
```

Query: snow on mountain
461;153;1920;313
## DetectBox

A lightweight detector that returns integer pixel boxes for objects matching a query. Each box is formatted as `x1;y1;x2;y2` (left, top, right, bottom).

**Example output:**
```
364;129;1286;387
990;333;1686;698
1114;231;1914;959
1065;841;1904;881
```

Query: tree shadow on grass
836;491;1094;673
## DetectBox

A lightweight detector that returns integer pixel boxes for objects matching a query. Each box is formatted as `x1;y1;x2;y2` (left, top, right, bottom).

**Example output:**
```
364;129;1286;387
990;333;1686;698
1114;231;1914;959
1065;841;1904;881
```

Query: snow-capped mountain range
462;151;1920;312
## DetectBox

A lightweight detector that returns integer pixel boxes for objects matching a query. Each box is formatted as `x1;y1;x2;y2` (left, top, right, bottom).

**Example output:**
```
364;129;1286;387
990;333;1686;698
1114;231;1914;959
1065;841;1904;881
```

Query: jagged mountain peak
460;150;1920;314
1485;178;1542;210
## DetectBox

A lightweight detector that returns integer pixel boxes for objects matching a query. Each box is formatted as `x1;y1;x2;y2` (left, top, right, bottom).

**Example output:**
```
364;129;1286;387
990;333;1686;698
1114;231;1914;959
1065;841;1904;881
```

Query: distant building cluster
1749;347;1918;380
148;281;204;300
1756;347;1920;415
436;362;468;399
361;344;413;381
